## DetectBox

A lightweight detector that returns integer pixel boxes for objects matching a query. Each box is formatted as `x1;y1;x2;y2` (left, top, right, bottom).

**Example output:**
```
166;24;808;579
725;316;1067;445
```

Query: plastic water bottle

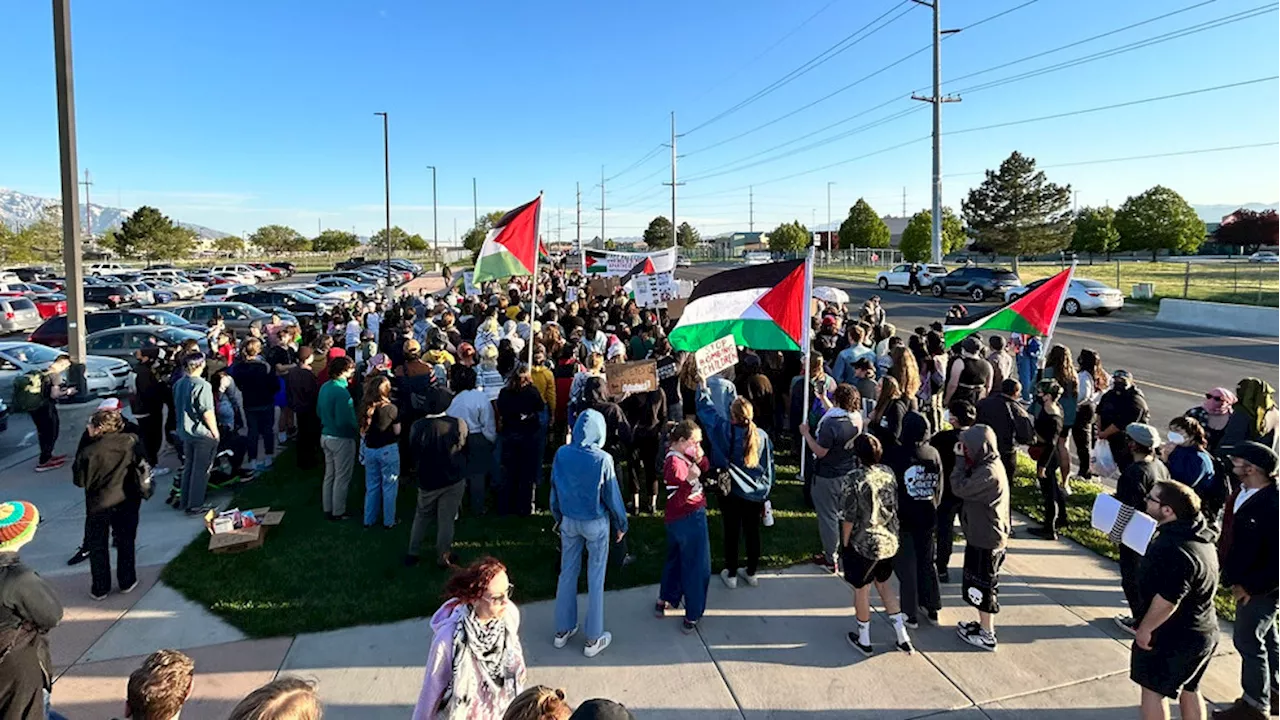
762;500;775;528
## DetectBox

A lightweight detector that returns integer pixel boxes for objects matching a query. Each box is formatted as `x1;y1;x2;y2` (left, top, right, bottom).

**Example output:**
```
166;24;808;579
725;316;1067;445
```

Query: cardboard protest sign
605;360;658;396
695;335;739;379
664;298;688;319
588;277;619;298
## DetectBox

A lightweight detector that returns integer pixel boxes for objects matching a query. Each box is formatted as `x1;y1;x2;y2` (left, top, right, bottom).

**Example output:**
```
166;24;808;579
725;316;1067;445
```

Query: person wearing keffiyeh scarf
414;558;526;720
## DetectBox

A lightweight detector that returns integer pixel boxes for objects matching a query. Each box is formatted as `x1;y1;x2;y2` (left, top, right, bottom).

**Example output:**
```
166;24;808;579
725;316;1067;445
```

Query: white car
0;341;133;404
1004;278;1124;316
151;278;202;300
876;263;949;290
210;265;264;283
87;262;130;276
282;283;357;302
1248;251;1279;264
743;251;772;265
676;256;692;268
203;284;256;301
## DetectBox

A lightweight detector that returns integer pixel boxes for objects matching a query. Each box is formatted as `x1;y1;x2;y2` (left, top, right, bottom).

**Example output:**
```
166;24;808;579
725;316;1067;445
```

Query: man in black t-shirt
1114;423;1173;634
1131;480;1219;720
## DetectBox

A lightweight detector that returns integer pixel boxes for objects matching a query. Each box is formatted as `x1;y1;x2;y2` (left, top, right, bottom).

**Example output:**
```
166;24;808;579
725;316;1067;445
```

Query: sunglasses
1205;394;1224;401
1143;493;1166;507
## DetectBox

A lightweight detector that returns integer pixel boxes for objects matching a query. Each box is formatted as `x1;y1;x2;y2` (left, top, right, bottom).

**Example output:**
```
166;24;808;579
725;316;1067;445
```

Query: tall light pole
374;112;392;296
54;0;87;394
826;181;836;257
427;165;438;259
472;177;478;227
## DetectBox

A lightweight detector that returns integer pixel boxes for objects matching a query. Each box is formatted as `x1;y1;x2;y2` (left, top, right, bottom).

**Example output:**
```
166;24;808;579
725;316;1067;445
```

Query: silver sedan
1004;278;1125;316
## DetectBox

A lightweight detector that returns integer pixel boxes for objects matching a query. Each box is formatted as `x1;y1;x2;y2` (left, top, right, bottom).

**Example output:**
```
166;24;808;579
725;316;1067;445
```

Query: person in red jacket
656;420;712;634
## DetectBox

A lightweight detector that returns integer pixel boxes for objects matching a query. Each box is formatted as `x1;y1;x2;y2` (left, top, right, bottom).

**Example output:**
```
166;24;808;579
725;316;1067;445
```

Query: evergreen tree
962;151;1073;271
838;198;890;249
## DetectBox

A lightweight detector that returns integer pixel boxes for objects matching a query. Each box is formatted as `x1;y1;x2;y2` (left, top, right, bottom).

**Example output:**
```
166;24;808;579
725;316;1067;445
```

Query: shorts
841;547;894;589
962;545;1005;614
1130;636;1216;699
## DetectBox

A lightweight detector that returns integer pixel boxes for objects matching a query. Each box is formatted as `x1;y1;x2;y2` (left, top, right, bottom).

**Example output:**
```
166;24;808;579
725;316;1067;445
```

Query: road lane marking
1133;378;1203;399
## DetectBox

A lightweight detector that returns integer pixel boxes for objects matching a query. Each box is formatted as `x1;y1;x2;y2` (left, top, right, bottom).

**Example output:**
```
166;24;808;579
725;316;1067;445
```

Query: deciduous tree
212;235;246;255
1213;208;1278;254
311;229;359;253
1070;206;1120;261
250;224;309;253
17;206;63;263
838;198;890;249
1114;185;1205;261
898;208;965;262
463;211;507;259
643;216;674;249
767;220;810;254
962;151;1073;271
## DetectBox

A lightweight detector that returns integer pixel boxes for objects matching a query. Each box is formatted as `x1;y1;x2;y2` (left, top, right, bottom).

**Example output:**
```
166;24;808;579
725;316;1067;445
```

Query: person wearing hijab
1221;378;1279;453
1185;387;1237;453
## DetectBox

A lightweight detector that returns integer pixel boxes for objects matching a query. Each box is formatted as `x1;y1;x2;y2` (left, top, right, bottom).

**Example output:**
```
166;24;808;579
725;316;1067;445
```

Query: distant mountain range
0;188;230;239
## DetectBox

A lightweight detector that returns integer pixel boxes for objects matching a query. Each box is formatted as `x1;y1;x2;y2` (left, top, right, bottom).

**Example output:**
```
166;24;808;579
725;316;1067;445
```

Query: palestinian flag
583;249;609;274
473;196;541;282
943;266;1075;348
670;259;807;352
539;240;551;263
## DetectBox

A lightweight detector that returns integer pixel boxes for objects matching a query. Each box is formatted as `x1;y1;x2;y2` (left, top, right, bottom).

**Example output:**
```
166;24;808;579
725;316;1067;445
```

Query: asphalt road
676;262;1279;433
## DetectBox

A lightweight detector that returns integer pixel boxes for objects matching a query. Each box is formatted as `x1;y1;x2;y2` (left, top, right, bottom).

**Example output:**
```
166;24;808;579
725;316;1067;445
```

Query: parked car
0;291;66;320
138;281;176;305
131;308;206;332
281;282;358;302
0;341;133;404
84;326;209;368
0;297;42;334
209;265;261;283
248;262;284;278
1003;277;1124;316
318;270;385;288
676;256;692;268
150;278;202;300
876;263;949;291
335;256;368;270
232;289;331;317
311;276;375;298
170;302;292;332
1248;251;1279;264
30;309;162;347
268;262;296;276
87;262;130;276
203;284;255;301
0;396;8;432
3;267;54;283
83;284;141;309
931;266;1022;302
185;269;214;284
121;282;157;306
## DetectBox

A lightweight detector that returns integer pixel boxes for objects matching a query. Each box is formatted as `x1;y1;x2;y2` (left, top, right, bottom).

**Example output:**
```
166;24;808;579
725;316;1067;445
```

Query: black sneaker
957;620;981;635
926;609;940;626
66;547;89;566
681;619;698;635
846;631;873;656
1113;614;1138;636
904;615;920;630
895;639;915;654
937;568;951;584
958;625;997;652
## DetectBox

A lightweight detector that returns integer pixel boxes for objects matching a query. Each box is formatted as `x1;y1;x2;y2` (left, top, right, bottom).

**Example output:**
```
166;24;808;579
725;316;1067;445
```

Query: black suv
30;309;158;347
233;290;325;317
83;284;141;309
931;267;1022;302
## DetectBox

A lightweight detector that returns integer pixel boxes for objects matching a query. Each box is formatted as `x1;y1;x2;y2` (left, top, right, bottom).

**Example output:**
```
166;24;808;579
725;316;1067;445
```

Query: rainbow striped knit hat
0;501;39;553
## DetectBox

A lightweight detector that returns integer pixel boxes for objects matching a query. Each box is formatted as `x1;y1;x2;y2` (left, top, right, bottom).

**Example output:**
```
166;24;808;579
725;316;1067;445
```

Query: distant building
713;231;768;257
816;216;911;250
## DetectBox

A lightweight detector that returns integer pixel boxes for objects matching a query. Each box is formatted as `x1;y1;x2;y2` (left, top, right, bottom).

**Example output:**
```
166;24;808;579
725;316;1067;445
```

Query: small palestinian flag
583;249;609;274
538;240;551;264
473;196;541;282
943;266;1075;348
670;259;807;352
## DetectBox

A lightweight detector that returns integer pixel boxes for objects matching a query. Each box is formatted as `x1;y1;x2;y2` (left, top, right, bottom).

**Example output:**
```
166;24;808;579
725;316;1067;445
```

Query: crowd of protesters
2;258;1276;720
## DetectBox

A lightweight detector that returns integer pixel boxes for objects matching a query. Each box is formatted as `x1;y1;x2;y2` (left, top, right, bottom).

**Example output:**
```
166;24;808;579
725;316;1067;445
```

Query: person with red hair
414;557;527;720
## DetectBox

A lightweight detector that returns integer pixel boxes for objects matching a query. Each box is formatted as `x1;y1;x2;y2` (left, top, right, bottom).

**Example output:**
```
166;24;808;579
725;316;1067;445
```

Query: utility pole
911;0;960;264
428;165;438;257
79;169;93;241
663;111;683;249
54;0;87;394
902;187;907;217
472;177;478;227
600;165;606;248
826;181;836;256
374;112;392;296
576;181;584;274
749;186;754;232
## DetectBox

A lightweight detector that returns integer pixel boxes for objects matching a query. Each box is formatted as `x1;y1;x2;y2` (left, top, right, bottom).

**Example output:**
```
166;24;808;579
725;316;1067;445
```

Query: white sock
856;620;871;646
890;613;911;645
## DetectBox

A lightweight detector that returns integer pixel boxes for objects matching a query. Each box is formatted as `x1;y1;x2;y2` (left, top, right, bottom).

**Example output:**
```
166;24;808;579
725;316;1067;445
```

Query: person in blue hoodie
550;409;629;659
697;386;775;590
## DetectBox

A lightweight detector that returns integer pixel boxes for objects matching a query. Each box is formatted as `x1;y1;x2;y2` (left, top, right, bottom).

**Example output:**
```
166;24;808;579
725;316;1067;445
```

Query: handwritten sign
633;271;678;308
605;360;659;396
695;335;739;380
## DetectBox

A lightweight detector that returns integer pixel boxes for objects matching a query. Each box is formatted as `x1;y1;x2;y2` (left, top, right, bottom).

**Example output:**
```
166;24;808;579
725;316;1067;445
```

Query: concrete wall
1156;298;1279;336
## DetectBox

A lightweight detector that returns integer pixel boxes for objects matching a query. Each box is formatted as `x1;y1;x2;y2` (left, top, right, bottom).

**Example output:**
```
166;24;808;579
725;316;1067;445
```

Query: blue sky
3;0;1277;242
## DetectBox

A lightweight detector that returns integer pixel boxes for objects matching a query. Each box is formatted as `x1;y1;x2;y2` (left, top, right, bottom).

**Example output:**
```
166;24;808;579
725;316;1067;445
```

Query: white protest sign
695;335;739;380
461;271;479;296
633;272;678;307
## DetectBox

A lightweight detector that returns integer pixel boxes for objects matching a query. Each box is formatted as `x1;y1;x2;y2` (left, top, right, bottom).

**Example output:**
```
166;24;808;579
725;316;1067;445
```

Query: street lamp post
53;0;87;395
827;181;836;259
374;112;392;298
427;165;438;265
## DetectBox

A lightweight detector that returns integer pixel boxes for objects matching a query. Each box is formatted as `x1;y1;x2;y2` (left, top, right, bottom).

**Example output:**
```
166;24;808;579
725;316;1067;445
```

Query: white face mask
1167;430;1186;445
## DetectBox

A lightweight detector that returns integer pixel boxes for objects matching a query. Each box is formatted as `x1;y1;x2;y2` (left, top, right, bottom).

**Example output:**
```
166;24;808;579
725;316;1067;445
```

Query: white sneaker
553;625;577;649
583;631;612;658
737;568;759;587
277;431;289;444
720;569;738;589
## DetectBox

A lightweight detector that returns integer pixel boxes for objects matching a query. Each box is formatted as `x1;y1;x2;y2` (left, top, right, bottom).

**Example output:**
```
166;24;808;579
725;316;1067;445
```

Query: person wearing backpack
18;353;76;473
72;408;148;601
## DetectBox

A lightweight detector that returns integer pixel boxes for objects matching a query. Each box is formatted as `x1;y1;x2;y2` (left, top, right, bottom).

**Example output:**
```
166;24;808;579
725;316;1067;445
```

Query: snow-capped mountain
0;188;229;239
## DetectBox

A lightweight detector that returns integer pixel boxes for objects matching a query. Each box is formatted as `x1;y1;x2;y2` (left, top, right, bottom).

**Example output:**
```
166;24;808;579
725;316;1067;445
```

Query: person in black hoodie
933;399;975;584
0;501;63;720
1114;423;1172;635
1097;369;1150;474
976;378;1035;485
130;347;169;470
1216;442;1279;720
229;338;279;472
286;346;321;470
73;409;146;601
620;383;666;515
885;411;943;627
404;386;468;569
1027;382;1067;541
1131;480;1219;720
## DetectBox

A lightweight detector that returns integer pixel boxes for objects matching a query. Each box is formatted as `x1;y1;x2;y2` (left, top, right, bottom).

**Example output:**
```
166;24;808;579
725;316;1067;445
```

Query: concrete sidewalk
29;492;1248;719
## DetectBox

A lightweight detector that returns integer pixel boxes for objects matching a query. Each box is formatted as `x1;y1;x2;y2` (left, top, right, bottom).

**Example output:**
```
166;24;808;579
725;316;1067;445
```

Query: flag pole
530;192;543;370
799;243;816;482
1037;261;1077;371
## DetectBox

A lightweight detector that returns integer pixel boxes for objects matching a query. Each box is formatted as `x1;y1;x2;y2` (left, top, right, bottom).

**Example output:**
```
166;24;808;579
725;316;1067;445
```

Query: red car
0;291;66;319
250;263;283;277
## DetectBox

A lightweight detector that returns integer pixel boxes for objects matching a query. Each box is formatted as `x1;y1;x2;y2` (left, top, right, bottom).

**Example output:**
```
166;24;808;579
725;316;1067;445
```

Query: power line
611;163;669;195
954;0;1044;32
947;76;1278;136
943;141;1280;176
683;0;917;136
605;144;665;182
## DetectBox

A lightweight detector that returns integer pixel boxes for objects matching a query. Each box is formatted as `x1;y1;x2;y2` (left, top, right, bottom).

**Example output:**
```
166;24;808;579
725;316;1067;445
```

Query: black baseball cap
1227;441;1278;477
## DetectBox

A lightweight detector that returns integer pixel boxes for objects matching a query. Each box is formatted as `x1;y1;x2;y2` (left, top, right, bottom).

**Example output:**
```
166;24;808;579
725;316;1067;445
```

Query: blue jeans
660;509;711;622
244;406;276;462
555;515;610;642
1234;589;1279;711
362;442;400;528
1017;354;1037;402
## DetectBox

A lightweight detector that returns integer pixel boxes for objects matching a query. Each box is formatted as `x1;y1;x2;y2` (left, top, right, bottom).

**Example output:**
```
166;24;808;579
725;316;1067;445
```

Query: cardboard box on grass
207;507;286;554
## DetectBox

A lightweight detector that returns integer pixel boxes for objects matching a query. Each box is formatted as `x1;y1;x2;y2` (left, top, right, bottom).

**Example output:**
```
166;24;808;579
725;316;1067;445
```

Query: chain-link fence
1012;260;1278;307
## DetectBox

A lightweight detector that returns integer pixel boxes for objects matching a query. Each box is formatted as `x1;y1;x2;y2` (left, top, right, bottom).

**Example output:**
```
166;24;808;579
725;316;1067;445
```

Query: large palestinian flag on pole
943;265;1076;348
670;259;807;352
473;196;541;282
